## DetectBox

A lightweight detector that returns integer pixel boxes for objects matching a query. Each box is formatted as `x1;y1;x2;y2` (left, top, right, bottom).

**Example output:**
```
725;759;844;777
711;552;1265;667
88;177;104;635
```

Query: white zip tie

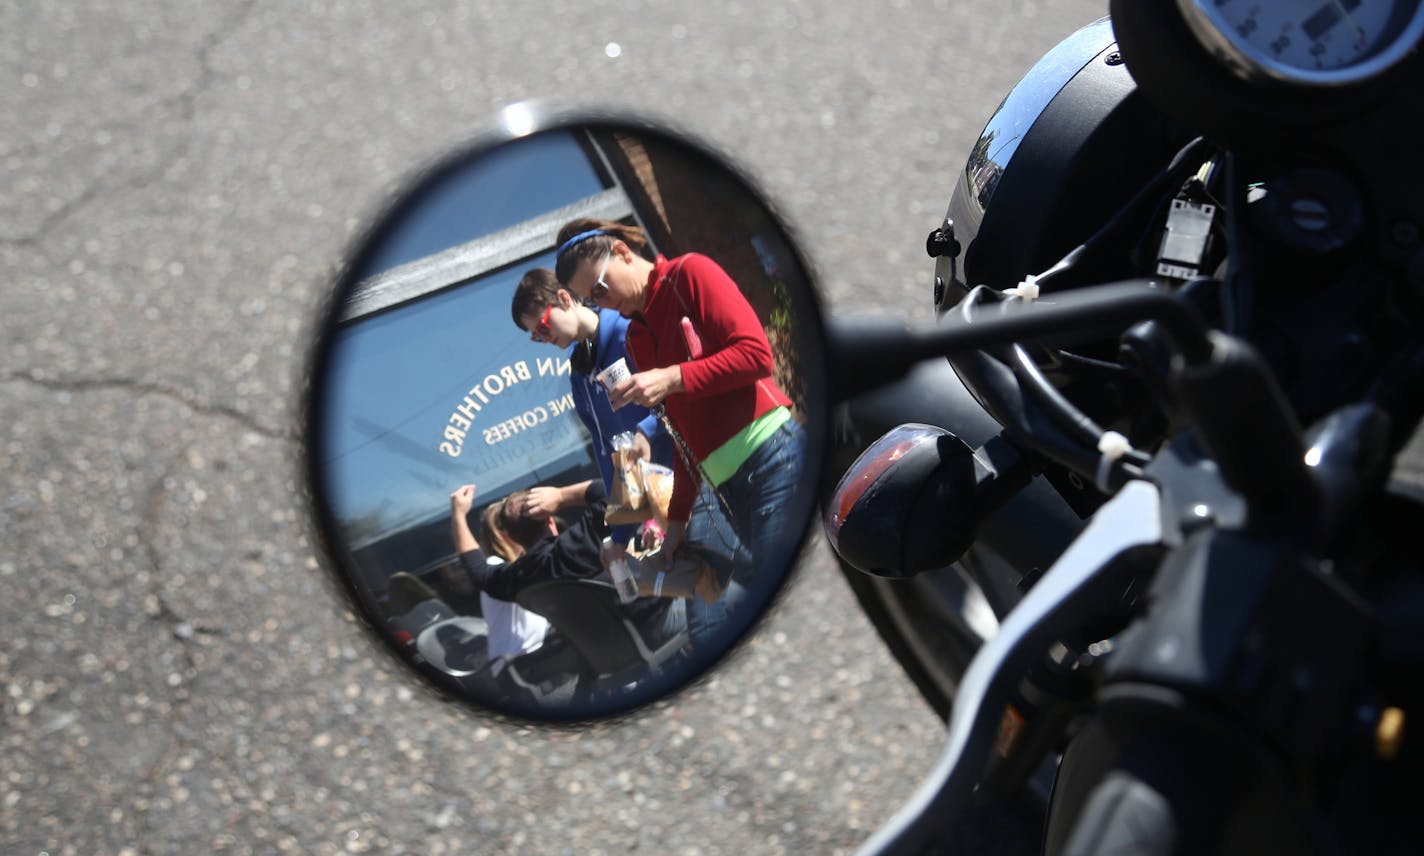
1004;272;1041;301
1095;430;1133;492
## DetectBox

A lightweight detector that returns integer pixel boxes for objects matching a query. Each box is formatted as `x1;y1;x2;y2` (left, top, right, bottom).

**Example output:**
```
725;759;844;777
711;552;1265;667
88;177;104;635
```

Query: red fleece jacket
625;253;792;522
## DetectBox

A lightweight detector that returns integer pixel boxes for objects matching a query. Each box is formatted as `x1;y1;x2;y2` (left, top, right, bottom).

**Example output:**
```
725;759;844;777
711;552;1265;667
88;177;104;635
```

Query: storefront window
321;130;611;574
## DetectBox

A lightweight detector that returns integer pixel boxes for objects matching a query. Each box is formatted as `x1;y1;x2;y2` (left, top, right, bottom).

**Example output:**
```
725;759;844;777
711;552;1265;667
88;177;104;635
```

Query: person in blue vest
510;268;669;541
510;267;746;650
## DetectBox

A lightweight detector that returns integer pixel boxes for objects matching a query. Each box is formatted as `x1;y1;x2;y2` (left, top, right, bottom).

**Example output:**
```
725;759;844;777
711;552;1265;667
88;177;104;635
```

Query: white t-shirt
480;556;549;672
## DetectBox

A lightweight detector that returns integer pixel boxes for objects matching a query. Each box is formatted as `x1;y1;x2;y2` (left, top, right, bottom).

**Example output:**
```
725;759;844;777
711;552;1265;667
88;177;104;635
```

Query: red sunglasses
531;303;555;339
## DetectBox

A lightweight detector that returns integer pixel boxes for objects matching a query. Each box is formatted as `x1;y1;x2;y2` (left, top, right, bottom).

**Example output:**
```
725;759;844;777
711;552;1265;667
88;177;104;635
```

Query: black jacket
459;481;611;602
459;482;681;644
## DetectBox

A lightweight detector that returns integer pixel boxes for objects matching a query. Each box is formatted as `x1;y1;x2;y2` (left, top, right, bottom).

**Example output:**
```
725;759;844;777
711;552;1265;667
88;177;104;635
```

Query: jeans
682;480;749;650
678;419;806;652
711;418;807;603
683;578;747;652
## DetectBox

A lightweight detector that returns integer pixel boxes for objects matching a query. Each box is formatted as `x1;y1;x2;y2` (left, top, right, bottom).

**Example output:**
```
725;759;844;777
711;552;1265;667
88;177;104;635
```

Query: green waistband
701;407;793;487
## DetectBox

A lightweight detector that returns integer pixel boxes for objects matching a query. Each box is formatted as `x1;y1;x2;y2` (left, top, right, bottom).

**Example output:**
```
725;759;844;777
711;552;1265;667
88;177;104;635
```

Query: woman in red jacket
553;218;805;604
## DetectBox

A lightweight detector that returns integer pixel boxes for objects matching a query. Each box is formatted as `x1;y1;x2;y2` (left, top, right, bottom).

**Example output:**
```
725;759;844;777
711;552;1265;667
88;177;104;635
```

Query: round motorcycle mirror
303;104;829;723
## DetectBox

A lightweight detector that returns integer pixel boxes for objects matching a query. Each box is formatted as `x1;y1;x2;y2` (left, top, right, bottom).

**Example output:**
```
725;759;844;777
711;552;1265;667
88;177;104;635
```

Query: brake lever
857;479;1165;856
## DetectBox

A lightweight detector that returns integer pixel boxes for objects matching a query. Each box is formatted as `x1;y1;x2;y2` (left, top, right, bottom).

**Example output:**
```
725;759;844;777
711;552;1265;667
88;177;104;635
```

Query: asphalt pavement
4;2;1107;854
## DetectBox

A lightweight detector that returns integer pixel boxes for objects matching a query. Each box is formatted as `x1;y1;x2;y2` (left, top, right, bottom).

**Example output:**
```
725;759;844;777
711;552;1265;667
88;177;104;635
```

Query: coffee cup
596;357;630;392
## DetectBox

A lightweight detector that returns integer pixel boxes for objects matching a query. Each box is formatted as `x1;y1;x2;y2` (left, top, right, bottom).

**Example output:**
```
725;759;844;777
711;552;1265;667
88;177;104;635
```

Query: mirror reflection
311;120;821;721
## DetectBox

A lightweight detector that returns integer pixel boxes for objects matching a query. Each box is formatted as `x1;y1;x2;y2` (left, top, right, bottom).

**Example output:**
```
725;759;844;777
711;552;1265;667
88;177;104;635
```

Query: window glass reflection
359;131;606;277
323;251;600;578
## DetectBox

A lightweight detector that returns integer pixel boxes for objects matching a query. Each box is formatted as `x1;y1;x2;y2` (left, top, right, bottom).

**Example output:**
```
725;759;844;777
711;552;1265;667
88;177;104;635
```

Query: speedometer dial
1178;0;1424;86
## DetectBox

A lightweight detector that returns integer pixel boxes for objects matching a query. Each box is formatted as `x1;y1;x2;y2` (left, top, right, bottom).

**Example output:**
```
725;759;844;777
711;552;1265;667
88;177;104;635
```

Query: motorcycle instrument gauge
1177;0;1424;87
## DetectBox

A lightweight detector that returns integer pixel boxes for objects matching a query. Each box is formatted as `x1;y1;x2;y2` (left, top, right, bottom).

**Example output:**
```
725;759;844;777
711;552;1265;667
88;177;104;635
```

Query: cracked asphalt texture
5;2;1110;854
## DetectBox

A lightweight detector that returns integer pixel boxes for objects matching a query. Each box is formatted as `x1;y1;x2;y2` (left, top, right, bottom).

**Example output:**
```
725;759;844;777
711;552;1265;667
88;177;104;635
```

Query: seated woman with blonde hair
444;490;550;675
449;481;688;644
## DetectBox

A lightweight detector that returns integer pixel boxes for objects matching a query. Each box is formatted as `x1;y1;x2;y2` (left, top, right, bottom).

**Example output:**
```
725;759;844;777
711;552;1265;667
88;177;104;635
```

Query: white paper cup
596;357;630;392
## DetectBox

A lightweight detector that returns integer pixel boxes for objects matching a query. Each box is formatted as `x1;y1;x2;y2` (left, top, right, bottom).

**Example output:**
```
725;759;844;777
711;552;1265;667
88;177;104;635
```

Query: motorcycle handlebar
826;279;1213;404
829;279;1316;516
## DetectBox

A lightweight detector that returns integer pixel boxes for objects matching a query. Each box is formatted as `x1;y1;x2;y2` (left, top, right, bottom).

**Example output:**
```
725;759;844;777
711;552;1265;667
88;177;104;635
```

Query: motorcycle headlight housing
937;17;1189;312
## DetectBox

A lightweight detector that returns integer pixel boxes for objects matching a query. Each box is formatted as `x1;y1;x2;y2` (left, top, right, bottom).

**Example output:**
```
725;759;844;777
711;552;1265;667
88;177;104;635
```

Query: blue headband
555;229;608;259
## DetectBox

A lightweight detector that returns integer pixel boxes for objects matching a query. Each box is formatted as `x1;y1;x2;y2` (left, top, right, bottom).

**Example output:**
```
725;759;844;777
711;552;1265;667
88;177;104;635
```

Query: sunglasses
587;251;613;303
530;303;556;340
